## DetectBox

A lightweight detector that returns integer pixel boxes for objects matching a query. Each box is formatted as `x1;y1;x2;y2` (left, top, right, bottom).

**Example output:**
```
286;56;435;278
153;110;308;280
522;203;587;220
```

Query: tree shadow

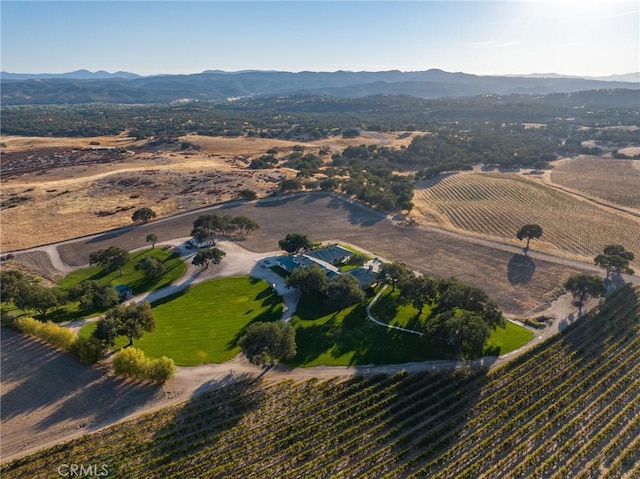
147;376;265;472
507;253;535;285
326;197;385;226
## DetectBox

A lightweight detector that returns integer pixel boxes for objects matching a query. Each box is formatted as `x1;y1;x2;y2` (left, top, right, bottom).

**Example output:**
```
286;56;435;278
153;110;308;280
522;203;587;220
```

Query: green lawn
290;291;446;367
484;320;534;356
59;247;186;294
79;276;283;366
369;289;432;330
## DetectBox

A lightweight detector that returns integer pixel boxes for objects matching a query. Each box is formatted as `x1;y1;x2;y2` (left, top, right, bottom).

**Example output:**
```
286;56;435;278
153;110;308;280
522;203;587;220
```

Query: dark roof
306;245;353;264
277;255;317;272
347;268;378;289
114;285;133;293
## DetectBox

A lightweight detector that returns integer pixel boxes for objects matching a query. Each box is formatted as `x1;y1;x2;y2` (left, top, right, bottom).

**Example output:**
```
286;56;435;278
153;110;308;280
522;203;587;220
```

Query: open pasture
413;172;640;268
549;156;640;209
6;285;638;478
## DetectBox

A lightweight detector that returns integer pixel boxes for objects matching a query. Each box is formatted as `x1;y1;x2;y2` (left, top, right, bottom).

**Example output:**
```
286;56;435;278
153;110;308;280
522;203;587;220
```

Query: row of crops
414;173;640;267
3;285;639;478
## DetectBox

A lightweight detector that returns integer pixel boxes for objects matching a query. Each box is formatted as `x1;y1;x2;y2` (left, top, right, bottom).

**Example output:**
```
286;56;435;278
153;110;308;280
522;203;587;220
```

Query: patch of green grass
485;320;534;356
78;276;283;366
369;289;431;331
59;248;186;294
290;292;443;367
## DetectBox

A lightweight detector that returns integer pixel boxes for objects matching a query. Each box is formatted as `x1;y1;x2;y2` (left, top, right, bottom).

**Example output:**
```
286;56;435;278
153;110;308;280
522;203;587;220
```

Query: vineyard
413;172;640;267
3;285;639;478
549;157;640;210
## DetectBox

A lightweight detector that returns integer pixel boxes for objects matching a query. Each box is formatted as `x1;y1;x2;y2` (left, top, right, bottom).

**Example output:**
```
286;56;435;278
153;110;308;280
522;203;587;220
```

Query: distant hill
0;69;141;80
1;69;638;105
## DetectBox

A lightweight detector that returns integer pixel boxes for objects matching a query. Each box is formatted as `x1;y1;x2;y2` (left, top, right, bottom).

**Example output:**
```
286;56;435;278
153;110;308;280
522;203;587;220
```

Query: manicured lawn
297;288;534;366
484;320;534;356
58;247;186;294
290;291;446;367
80;276;283;366
369;289;431;330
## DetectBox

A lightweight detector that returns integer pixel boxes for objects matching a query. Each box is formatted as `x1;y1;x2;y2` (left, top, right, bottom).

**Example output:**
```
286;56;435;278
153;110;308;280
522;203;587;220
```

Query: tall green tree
136;257;166;279
377;262;413;292
68;280;119;312
146;233;158;248
399;275;436;316
325;274;365;310
594;244;635;278
231;216;260;236
89;246;130;276
131;207;157;223
192;247;226;268
516;224;543;251
238;321;297;366
286;264;328;296
279;233;312;254
93;301;155;347
14;283;66;318
0;270;29;304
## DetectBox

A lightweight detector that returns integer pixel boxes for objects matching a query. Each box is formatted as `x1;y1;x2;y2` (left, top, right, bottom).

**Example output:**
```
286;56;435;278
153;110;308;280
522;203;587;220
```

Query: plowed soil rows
413;172;640;268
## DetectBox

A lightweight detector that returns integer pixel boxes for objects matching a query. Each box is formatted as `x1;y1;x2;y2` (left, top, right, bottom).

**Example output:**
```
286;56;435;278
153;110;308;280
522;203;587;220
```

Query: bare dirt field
0;329;165;460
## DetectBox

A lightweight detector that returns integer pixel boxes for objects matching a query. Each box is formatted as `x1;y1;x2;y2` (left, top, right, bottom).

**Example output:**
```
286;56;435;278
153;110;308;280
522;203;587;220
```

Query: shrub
14;317;76;350
148;356;176;382
112;347;175;383
70;336;105;364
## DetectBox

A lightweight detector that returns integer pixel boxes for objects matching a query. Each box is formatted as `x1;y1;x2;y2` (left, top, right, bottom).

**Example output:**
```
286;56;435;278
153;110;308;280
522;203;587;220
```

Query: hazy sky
1;1;638;76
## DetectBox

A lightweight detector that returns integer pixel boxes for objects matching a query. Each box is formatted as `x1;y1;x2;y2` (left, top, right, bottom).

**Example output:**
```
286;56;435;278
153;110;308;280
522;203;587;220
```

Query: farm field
549;156;640;209
80;276;283;365
4;284;638;478
413;172;640;269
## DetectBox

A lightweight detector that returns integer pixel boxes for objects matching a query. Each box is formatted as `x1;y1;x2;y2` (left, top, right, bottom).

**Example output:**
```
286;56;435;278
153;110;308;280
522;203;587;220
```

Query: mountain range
1;69;639;105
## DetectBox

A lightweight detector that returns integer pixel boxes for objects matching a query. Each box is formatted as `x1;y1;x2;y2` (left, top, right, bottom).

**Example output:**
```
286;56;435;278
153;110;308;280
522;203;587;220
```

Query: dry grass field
1;132;418;252
549;156;640;209
413;172;640;269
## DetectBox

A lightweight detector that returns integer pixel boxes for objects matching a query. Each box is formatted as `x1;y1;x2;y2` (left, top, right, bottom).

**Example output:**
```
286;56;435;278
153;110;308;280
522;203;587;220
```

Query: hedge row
113;347;176;382
13;317;104;364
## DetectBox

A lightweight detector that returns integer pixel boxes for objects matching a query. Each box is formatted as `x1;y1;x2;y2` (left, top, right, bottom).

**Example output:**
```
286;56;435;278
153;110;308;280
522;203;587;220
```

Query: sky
1;1;638;77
